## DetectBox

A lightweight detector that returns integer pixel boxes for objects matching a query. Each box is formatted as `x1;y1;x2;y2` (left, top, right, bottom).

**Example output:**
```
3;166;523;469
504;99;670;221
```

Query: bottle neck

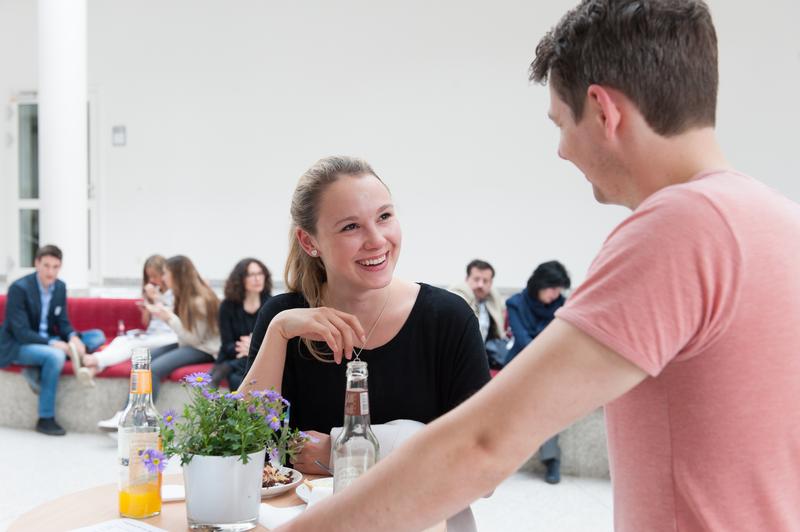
128;367;155;407
342;387;371;432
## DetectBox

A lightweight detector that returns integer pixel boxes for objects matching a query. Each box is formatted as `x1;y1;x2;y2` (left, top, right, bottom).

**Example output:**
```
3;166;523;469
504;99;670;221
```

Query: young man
449;259;509;368
0;245;105;435
278;1;800;531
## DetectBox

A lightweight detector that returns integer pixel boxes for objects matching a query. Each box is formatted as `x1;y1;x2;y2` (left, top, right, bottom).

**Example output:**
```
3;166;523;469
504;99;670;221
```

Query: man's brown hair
530;0;718;136
35;244;63;262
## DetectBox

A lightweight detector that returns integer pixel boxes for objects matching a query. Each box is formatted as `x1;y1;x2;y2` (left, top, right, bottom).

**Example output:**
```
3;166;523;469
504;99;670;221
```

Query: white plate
295;477;334;504
261;467;303;498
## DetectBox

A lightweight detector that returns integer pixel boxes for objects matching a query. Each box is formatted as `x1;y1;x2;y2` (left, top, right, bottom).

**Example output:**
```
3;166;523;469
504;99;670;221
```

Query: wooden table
9;474;445;531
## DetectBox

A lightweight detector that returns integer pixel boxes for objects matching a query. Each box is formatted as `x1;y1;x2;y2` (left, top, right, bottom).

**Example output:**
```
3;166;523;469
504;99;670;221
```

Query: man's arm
5;284;48;345
54;283;76;340
280;318;648;532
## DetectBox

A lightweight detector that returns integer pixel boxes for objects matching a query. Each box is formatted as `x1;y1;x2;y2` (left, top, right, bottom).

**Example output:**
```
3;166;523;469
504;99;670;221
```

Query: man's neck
36;274;53;291
625;127;731;209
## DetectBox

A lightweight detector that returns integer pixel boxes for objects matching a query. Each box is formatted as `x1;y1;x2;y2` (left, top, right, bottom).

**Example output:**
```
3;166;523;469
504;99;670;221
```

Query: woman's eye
379;212;392;221
341;223;358;232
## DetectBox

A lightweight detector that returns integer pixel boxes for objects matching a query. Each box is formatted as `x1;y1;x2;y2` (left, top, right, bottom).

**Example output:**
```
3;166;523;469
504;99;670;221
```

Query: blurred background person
506;260;571;483
211;258;272;390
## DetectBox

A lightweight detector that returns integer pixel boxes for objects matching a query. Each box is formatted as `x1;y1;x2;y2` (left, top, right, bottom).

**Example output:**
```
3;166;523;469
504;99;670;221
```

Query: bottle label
130;370;152;395
345;389;369;416
118;430;160;487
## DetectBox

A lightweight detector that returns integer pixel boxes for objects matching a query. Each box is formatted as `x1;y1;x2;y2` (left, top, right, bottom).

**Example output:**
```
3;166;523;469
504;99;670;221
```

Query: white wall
2;0;799;290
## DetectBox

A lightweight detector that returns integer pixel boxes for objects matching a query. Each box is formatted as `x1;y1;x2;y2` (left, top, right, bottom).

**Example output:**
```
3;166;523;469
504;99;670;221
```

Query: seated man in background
0;245;105;435
449;259;508;368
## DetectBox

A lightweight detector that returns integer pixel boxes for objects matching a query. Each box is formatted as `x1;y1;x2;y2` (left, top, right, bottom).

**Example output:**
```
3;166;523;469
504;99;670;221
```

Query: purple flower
141;448;167;474
224;391;243;400
268;447;280;464
247;405;257;414
202;388;221;401
162;409;178;428
267;410;281;431
264;390;280;402
249;390;265;399
184;372;212;387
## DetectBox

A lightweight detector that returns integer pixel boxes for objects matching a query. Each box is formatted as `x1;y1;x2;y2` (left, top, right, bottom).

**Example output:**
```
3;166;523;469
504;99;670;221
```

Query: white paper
258;503;306;530
69;518;168;532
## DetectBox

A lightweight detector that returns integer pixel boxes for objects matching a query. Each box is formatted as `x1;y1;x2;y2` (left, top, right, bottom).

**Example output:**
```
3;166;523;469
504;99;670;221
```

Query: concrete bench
1;295;610;479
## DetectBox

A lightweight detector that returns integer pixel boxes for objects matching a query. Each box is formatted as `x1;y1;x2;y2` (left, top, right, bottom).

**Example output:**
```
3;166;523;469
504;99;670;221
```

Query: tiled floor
0;426;612;531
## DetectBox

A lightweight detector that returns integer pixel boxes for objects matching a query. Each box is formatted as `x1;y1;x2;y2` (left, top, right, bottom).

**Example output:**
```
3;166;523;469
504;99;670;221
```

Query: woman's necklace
352;285;392;362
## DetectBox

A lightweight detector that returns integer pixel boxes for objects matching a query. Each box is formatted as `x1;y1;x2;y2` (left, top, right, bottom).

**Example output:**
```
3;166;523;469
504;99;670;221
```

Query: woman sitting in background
211;258;272;390
94;255;180;430
506;260;571;484
85;255;178;378
145;255;221;400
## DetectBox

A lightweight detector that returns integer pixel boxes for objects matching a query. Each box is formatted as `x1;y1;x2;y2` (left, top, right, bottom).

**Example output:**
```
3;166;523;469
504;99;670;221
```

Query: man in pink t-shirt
278;2;800;531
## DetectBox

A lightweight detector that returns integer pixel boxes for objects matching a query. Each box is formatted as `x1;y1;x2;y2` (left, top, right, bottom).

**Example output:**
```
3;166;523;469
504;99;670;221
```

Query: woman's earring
310;249;318;257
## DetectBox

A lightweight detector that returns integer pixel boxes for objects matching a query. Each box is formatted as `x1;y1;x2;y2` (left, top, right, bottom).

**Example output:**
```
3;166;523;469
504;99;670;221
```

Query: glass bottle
332;361;380;493
118;347;162;518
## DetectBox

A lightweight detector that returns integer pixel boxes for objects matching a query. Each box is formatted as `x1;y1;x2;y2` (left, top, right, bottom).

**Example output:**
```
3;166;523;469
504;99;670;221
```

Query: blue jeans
13;329;106;418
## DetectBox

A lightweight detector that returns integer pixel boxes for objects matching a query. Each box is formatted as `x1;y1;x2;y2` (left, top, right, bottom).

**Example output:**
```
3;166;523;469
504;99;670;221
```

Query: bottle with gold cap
118;347;162;518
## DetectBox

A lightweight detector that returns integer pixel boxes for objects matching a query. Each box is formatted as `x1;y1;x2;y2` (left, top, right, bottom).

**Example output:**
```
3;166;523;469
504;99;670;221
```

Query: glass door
7;92;99;283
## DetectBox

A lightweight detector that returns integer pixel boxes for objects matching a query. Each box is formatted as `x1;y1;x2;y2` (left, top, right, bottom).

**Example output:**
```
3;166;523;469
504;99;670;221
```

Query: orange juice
119;479;161;518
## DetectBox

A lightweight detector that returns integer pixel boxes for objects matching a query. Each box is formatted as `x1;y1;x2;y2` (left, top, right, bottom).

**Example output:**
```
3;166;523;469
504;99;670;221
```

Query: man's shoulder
447;282;474;303
9;273;36;292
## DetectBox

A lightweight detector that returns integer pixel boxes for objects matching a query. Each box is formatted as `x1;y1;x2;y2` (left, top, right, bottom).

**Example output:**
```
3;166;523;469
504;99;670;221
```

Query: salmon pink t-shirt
557;170;800;531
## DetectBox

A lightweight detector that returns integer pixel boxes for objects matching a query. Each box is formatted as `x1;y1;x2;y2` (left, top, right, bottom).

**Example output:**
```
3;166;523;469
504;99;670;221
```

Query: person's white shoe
97;410;123;432
76;367;96;387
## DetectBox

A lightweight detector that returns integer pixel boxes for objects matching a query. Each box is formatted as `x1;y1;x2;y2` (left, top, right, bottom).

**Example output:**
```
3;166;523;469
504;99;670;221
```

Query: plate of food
261;463;303;498
295;476;334;505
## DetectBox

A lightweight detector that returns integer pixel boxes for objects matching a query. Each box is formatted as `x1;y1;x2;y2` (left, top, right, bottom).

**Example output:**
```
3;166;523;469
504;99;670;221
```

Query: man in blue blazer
0;245;105;435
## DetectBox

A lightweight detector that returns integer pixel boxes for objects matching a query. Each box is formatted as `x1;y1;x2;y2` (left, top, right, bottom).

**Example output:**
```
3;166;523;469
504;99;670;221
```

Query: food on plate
262;463;294;488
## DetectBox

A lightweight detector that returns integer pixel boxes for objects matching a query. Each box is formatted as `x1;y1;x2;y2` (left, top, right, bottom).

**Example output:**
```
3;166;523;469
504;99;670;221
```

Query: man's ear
295;227;318;257
587;84;622;140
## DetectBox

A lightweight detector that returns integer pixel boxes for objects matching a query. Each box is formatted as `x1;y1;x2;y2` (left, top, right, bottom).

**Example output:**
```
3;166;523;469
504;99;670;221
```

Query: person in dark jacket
211;258;272;390
0;245;105;435
506;260;571;483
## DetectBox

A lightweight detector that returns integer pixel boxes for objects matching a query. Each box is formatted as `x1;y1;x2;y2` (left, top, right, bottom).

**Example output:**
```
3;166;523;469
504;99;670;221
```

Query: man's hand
290;431;332;474
69;336;87;356
51;340;71;354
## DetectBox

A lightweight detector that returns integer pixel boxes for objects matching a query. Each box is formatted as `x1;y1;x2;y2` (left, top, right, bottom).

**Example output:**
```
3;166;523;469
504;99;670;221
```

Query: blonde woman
85;255;178;378
242;156;491;481
145;255;221;400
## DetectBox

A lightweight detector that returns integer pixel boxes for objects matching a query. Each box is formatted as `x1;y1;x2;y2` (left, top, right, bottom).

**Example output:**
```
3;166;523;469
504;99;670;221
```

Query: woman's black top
246;283;491;433
218;294;270;363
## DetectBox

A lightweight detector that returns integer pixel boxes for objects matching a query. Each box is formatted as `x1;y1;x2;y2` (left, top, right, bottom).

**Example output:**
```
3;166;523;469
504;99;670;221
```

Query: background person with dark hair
449;259;509;368
211;258;272;390
0;245;106;436
505;260;571;483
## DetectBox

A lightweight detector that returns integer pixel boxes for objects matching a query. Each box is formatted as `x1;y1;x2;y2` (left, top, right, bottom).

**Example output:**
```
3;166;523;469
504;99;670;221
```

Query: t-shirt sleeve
435;293;492;412
245;294;304;375
556;188;741;376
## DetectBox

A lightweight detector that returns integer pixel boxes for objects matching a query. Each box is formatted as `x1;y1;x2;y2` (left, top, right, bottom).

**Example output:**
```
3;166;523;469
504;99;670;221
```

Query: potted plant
143;371;309;531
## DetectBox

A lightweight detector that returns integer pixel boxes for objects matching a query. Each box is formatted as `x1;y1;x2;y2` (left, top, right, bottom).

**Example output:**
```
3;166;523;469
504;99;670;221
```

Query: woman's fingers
331;310;367;343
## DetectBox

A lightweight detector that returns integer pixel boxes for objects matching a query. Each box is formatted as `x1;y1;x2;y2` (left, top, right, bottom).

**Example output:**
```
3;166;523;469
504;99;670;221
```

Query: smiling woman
240;156;491;483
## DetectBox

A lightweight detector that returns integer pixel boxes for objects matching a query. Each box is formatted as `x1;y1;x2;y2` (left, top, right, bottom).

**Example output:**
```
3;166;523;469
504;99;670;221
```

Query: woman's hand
145;302;170;321
142;283;160;303
290;431;332;475
272;308;367;364
235;335;252;358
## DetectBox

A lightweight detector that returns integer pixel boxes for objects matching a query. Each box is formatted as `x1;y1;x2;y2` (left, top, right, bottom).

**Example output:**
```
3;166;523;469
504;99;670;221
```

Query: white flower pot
183;448;266;531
